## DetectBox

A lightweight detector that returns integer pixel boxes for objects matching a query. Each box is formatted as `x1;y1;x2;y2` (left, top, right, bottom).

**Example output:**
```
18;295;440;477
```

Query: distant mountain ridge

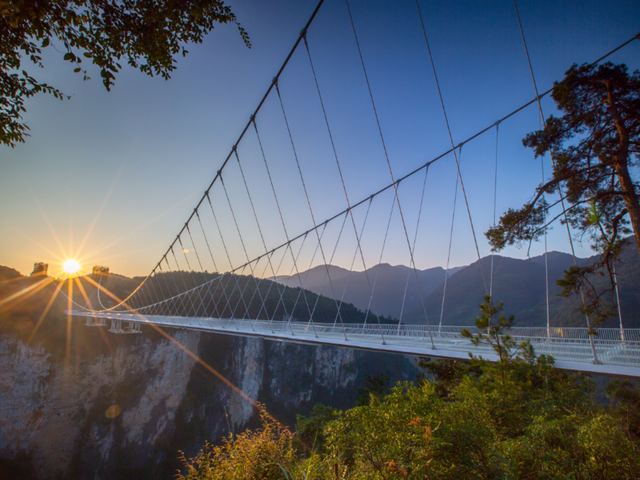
269;238;639;329
270;263;447;320
404;251;584;327
407;240;639;328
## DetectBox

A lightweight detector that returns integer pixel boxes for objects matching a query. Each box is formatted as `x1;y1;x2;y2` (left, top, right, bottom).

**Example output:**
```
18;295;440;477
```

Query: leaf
74;67;81;73
83;52;92;58
41;37;50;48
63;52;74;61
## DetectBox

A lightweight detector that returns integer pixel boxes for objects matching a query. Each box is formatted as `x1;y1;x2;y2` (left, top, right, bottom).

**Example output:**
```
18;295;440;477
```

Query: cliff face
0;321;416;479
0;328;200;479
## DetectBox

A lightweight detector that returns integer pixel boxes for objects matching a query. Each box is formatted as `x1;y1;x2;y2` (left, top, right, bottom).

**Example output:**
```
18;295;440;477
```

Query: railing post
307;317;318;338
613;264;625;343
588;327;601;365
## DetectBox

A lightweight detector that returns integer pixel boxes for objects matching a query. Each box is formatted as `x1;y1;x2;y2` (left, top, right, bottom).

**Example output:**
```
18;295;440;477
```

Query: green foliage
180;360;637;479
416;357;481;398
177;406;303;480
486;62;640;326
323;382;505;479
503;413;640;479
1;0;250;147
457;297;594;437
356;372;390;406
177;300;640;479
461;295;534;364
485;201;548;252
606;379;640;438
295;404;340;455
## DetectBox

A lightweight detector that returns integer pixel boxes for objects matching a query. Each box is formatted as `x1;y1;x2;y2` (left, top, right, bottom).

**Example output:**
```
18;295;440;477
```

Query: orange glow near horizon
9;198;261;419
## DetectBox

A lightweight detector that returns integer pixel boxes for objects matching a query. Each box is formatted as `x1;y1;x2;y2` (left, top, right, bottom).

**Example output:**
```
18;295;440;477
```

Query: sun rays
78;274;258;407
3;265;260;413
1;174;259;422
62;259;81;275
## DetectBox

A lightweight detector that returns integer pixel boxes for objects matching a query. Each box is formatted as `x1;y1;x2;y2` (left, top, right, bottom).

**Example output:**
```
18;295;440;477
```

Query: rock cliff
0;319;415;479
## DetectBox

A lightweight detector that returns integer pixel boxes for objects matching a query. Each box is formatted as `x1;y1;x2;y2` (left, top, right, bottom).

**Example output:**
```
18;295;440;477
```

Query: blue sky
2;0;639;278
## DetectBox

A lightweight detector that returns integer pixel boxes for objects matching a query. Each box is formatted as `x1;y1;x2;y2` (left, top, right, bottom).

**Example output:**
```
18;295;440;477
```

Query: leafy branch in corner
1;0;251;147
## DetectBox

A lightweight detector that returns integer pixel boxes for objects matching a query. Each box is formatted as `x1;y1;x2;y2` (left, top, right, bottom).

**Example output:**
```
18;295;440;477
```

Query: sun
62;259;81;275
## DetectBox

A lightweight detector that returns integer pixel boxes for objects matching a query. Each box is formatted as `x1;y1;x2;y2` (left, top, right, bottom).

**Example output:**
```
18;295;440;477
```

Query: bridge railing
71;311;640;371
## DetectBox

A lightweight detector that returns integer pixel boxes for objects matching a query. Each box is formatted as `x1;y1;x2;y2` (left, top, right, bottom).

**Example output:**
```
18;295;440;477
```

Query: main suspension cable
87;26;640;314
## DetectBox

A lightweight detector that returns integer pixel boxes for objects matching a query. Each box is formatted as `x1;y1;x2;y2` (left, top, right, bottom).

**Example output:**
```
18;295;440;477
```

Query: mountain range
271;238;640;329
270;263;451;320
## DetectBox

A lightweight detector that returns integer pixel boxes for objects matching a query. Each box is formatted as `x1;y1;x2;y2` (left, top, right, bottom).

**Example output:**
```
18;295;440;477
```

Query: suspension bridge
67;0;640;377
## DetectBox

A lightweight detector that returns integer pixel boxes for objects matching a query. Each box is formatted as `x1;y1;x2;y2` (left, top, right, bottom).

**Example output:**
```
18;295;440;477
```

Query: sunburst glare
62;259;81;275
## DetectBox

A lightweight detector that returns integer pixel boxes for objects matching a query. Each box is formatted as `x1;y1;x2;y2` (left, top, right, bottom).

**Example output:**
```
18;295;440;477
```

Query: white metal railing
70;311;640;373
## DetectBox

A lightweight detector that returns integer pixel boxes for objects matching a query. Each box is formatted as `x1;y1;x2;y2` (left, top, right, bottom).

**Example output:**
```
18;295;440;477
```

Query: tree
295;403;340;455
461;295;535;366
177;405;304;480
486;62;640;323
1;0;250;147
356;372;391;406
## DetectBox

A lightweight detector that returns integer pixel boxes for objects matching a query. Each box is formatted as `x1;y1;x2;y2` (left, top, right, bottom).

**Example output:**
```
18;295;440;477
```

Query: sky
1;0;639;279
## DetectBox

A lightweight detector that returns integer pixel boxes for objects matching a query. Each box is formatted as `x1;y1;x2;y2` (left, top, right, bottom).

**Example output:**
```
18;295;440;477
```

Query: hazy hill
266;238;638;329
403;252;579;327
270;264;351;288
270;263;447;319
80;272;143;309
577;240;640;328
405;239;639;328
140;271;387;324
0;265;22;282
22;270;385;325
